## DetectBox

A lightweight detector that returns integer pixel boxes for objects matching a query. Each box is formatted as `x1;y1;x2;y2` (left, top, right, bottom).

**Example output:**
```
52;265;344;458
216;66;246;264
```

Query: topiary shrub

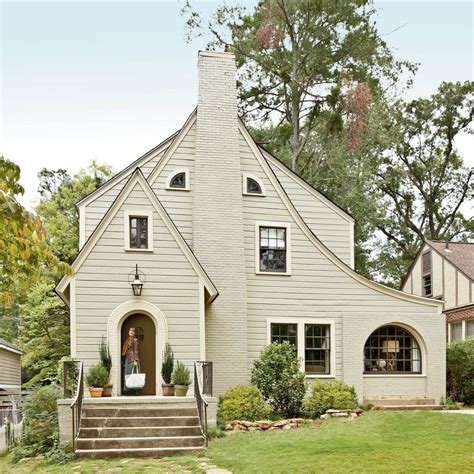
85;362;109;388
251;341;307;417
303;380;358;418
447;338;474;404
217;385;271;427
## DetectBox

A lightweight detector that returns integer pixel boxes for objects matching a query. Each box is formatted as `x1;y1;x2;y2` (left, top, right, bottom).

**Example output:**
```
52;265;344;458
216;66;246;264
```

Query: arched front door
121;313;156;395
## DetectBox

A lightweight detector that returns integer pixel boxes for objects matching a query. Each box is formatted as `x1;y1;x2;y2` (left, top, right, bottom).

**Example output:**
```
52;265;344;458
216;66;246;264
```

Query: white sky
1;0;473;210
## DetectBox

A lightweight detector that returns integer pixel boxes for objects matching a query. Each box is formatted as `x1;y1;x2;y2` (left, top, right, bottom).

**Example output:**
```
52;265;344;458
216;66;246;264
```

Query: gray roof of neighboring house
0;338;22;355
427;240;474;281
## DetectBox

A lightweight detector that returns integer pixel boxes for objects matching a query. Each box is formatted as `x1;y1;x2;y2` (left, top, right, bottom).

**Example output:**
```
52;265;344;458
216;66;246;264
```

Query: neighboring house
401;240;474;342
0;338;22;393
56;51;445;405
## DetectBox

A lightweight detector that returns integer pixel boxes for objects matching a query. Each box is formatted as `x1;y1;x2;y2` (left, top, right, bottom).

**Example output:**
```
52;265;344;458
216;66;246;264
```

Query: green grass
1;412;472;473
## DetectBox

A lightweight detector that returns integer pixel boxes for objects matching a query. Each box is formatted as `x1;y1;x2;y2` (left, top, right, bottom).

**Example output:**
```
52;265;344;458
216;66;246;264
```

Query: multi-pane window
247;177;262;194
129;217;148;249
170;172;186;189
260;227;286;272
364;325;421;374
421;251;432;297
450;322;463;341
466;320;474;339
271;323;297;349
305;324;330;374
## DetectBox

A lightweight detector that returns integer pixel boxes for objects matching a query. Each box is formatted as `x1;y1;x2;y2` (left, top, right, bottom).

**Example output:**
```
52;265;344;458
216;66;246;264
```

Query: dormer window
124;210;153;252
243;173;266;196
166;169;190;191
421;251;432;297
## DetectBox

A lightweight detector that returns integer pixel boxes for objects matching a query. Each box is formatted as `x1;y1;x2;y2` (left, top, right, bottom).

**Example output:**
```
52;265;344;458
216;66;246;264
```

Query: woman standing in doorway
122;327;141;395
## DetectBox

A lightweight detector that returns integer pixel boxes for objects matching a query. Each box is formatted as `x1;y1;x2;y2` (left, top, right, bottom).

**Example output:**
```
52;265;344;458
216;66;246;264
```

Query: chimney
193;51;248;392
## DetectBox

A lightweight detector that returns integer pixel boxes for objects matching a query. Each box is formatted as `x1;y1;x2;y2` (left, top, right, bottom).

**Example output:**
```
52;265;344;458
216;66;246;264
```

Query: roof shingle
427;240;474;281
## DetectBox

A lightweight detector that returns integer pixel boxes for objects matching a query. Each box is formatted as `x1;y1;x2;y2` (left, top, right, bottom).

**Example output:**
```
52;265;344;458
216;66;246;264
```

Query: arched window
247;177;262;194
166;169;190;190
243;173;266;196
364;325;421;374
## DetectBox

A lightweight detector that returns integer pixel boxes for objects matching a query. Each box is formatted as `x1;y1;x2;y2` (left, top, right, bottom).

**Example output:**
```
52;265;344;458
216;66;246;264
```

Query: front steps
364;398;444;411
75;397;205;459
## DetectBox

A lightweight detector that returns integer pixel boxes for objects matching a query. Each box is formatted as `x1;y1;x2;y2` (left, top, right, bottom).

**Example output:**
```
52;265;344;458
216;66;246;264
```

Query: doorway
121;313;156;395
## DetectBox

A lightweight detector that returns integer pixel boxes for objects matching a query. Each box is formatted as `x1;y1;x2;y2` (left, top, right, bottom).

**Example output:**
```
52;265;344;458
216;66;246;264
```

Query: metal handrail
194;361;209;447
70;361;84;450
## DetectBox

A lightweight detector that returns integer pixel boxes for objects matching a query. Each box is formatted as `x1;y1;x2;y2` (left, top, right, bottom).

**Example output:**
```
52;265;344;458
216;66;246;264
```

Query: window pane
129;216;148;249
271;323;297;350
305;324;330;374
466;320;474;338
450;322;463;341
170;172;186;188
259;227;287;272
247;177;262;194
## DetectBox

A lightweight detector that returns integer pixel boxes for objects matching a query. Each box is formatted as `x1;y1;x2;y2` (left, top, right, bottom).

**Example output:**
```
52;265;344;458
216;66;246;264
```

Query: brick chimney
193;51;248;392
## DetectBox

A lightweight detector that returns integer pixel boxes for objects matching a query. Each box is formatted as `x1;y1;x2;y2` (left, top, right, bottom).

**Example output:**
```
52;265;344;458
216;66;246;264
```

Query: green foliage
303;380;358;418
251;341;307;417
11;387;59;461
44;440;75;465
85;362;109;388
206;427;226;439
217;385;271;427
56;356;79;395
99;337;112;377
446;338;474;404
161;342;174;384
172;361;191;386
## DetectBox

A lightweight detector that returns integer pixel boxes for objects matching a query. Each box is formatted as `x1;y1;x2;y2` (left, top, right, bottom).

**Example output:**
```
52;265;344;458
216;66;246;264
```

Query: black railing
194;361;210;446
70;361;84;450
197;361;213;396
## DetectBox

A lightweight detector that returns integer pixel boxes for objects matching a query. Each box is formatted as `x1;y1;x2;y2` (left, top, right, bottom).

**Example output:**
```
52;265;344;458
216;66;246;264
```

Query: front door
121;313;156;395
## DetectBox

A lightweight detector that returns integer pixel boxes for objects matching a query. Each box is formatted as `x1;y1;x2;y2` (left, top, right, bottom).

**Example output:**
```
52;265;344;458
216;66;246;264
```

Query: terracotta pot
102;385;113;397
174;385;189;397
162;383;175;396
89;387;103;398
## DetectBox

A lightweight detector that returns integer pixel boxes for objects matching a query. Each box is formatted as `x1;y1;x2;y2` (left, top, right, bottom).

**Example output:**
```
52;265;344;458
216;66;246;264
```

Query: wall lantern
128;264;145;296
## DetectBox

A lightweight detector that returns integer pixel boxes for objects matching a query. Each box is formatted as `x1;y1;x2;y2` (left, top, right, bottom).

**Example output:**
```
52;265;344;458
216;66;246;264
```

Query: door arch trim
108;300;168;395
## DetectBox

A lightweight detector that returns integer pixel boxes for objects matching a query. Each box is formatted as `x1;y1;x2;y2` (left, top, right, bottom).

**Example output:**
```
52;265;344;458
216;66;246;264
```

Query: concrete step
79;426;202;438
380;405;444;411
76;446;205;459
82;407;198;418
81;415;200;428
365;398;436;407
76;435;205;450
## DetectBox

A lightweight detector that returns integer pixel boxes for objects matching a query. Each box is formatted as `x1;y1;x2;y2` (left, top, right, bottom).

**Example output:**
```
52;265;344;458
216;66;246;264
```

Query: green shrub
85;362;109;388
447;338;474;404
251;341;307;417
172;361;191;386
217;385;271;427
12;387;59;461
161;343;174;384
304;380;358;418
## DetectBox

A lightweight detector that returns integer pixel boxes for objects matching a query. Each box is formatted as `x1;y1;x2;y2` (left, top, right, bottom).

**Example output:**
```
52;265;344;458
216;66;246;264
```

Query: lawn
0;411;472;473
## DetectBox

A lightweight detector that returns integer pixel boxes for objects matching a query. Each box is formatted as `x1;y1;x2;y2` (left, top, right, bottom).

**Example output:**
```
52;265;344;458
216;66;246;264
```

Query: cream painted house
0;339;22;393
56;51;446;405
401;240;474;343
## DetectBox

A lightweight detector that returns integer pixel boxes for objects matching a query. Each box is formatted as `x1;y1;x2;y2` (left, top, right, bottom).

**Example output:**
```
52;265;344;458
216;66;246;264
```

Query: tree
0;156;70;306
374;81;473;283
183;0;414;173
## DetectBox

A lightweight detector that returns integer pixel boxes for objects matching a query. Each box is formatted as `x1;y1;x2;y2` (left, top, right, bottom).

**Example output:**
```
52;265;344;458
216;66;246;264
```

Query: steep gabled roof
427;240;474;281
57;168;218;305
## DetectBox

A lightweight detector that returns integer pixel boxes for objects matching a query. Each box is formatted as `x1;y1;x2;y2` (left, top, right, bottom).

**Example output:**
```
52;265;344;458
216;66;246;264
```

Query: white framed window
166;168;190;191
255;221;291;275
124;210;154;252
243;173;266;196
266;317;336;378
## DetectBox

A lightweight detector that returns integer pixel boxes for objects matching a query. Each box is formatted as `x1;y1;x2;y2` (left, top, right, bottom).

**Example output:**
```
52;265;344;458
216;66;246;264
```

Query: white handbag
125;365;146;389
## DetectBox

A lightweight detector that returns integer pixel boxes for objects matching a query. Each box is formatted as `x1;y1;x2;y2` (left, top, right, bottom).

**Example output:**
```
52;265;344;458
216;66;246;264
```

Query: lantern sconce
128;264;146;296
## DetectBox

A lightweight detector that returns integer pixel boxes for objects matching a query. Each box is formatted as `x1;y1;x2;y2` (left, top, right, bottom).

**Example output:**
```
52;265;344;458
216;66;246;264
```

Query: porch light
130;264;144;296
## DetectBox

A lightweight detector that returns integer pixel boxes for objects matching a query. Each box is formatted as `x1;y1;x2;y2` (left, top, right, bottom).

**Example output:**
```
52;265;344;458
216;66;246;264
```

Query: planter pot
174;385;189;397
102;384;113;397
162;383;175;396
89;387;103;398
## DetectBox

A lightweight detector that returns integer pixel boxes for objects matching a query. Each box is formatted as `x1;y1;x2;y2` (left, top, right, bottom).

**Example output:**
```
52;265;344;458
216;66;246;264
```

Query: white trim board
56;168;218;304
238;121;444;309
0;345;22;356
165;168;191;191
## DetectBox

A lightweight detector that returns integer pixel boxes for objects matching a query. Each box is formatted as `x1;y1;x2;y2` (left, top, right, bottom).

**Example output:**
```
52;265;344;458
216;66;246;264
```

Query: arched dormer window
364;325;422;374
243;173;266;196
166;169;190;191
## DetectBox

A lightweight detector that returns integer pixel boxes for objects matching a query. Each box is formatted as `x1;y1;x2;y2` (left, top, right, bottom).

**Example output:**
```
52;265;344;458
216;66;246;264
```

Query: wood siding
0;349;21;387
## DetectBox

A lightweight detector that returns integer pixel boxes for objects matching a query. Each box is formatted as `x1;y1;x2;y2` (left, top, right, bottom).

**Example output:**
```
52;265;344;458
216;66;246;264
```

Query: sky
1;0;473;209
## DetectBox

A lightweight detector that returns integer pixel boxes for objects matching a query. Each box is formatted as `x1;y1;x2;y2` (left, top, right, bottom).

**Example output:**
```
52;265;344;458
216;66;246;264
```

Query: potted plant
161;343;175;396
172;361;191;396
99;337;113;397
86;362;109;397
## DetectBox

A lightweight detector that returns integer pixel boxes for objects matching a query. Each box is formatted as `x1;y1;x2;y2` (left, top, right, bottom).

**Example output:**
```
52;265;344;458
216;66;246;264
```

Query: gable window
166;169;190;191
364;325;421;374
421;251;432;297
243;173;266;196
124;210;153;252
256;222;291;275
268;319;335;377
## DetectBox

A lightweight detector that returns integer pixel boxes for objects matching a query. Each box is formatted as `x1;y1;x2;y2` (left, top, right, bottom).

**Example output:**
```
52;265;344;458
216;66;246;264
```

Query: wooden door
121;313;156;395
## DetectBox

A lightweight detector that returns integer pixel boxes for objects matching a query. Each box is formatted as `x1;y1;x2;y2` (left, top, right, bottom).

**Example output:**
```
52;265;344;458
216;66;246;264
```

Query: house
56;51;445;408
0;338;22;393
401;240;473;342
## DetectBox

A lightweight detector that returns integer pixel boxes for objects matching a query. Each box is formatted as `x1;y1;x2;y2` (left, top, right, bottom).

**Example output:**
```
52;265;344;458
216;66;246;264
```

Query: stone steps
75;399;205;458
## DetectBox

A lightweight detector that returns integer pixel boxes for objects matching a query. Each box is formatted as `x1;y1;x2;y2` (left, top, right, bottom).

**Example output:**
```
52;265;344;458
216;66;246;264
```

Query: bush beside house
447;338;474;405
304;380;358;418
